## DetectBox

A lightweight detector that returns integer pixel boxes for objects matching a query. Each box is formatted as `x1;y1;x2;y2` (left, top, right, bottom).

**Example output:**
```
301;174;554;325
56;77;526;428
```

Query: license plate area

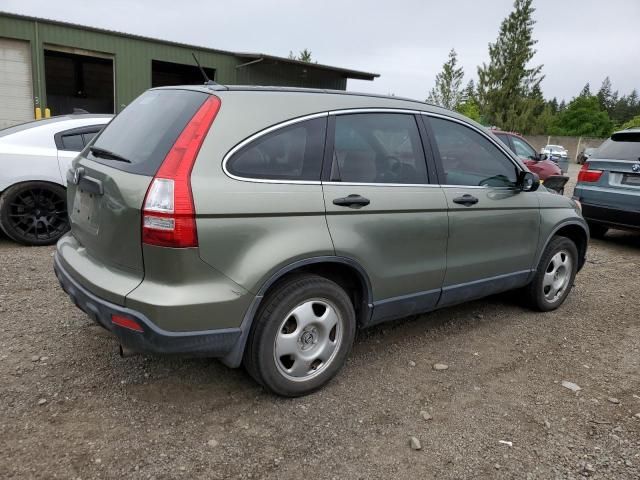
72;188;100;233
622;174;640;186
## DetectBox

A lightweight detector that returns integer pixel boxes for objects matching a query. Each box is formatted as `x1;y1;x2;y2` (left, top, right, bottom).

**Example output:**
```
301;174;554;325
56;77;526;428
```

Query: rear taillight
142;95;221;247
577;162;603;183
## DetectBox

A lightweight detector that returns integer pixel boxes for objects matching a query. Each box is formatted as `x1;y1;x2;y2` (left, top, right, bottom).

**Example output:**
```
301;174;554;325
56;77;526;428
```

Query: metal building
0;12;378;128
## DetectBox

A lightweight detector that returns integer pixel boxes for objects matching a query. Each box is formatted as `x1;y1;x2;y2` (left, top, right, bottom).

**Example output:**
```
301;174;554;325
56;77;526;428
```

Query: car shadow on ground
597;229;640;250
104;293;526;400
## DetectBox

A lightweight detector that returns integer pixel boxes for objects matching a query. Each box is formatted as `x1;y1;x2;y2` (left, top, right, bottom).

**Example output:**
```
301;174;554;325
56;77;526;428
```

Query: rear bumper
54;253;242;357
578;202;640;231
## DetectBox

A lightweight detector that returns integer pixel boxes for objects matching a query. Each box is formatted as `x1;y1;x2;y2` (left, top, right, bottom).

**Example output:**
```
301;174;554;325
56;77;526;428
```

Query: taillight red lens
577;162;603;183
142;95;221;247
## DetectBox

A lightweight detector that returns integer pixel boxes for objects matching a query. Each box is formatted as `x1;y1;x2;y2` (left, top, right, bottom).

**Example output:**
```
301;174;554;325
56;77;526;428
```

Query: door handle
333;194;371;207
452;194;479;206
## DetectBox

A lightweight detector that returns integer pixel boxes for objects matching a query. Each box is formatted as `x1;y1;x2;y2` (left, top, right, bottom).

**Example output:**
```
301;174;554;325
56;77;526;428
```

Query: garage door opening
44;49;114;115
151;59;216;87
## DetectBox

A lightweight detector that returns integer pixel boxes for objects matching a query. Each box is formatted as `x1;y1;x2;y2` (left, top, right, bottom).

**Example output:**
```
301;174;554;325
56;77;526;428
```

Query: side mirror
518;171;540;192
538;153;548;161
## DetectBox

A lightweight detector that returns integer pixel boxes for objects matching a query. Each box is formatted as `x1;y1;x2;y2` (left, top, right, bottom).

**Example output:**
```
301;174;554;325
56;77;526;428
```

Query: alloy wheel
542;250;572;303
273;299;344;381
7;187;68;243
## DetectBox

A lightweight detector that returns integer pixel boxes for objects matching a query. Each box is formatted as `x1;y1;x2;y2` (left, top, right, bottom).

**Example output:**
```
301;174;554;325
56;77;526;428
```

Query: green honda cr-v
54;85;588;396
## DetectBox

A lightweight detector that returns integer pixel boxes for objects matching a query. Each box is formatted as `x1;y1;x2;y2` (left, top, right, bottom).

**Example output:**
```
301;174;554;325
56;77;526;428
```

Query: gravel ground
1;164;639;479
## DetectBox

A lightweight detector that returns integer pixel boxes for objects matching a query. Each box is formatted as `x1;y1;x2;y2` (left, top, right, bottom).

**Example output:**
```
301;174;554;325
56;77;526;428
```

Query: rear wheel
587;222;608;239
0;182;69;246
243;274;356;397
523;236;578;312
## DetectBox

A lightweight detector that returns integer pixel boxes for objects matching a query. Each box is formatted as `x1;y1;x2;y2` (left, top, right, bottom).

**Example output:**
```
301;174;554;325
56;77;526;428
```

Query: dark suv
573;128;640;237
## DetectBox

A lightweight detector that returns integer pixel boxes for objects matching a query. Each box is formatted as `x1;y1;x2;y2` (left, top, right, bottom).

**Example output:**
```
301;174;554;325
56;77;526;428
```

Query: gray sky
2;0;638;102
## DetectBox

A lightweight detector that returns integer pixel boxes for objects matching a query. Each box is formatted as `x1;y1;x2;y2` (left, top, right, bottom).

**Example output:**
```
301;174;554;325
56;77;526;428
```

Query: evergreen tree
455;79;482;122
579;83;591;97
463;79;477;103
426;49;464;110
477;0;544;131
596;77;615;112
610;90;640;126
529;83;545;117
548;97;559;114
288;49;314;63
550;96;612;137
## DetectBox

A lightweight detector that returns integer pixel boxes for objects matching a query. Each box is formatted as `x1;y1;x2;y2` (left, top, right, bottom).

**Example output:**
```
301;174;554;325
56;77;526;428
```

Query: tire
243;274;356;397
587;222;608;239
523;236;578;312
0;182;69;246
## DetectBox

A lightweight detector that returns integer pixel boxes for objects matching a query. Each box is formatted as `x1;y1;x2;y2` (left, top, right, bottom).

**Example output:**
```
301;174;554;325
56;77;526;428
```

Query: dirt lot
1;166;639;479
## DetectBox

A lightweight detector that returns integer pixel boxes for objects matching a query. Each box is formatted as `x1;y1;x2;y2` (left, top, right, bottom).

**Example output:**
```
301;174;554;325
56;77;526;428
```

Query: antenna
192;52;215;85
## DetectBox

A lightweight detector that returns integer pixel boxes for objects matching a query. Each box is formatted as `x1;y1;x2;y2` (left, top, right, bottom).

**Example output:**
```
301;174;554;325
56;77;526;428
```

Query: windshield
89;89;208;175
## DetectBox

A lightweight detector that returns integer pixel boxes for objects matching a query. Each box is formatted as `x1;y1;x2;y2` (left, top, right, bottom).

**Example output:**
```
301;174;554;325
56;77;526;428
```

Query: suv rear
573;129;640;237
55;86;588;396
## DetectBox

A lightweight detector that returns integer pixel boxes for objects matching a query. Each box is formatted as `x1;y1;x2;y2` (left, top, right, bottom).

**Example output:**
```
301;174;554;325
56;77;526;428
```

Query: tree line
426;0;640;137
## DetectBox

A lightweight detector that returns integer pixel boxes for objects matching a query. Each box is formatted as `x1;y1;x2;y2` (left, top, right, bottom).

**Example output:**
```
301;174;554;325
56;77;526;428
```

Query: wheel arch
221;256;373;368
539;221;589;271
0;178;66;196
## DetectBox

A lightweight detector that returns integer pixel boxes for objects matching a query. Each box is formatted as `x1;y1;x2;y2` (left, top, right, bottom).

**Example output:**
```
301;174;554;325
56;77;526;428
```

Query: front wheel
0;182;69;246
243;274;356;397
523;236;578;312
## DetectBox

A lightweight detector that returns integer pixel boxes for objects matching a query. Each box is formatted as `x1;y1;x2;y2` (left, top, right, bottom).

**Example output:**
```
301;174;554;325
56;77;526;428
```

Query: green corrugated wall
0;13;349;115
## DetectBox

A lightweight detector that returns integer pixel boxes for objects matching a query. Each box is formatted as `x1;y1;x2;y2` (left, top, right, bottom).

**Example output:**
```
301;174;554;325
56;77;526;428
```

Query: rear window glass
596;135;640;161
226;117;326;181
88;89;208;175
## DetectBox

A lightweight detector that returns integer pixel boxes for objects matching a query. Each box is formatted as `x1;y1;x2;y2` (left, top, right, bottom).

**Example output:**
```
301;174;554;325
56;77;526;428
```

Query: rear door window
226;117;326;181
329;113;428;184
88;89;209;176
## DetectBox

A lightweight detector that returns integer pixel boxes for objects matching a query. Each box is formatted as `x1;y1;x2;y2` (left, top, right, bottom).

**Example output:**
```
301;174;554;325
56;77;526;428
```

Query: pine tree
579;83;591;97
455;79;481;122
596;77;614;112
426;49;464;110
463;80;477;103
529;83;545;117
288;49;314;63
477;0;544;131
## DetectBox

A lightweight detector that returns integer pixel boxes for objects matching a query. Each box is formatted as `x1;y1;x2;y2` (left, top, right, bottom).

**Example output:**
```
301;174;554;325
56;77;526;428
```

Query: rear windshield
595;135;640;161
88;89;208;175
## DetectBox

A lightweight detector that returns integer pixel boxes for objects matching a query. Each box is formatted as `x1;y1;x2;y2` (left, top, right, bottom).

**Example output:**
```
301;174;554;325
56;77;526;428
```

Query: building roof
0;11;379;81
235;53;379;81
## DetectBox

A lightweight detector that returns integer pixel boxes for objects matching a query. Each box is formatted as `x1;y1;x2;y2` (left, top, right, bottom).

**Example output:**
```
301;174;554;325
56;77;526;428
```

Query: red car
492;130;562;180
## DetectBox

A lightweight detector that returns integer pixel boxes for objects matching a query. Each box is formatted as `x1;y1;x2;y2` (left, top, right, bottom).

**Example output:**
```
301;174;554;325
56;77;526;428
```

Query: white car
541;144;568;158
0;114;112;245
